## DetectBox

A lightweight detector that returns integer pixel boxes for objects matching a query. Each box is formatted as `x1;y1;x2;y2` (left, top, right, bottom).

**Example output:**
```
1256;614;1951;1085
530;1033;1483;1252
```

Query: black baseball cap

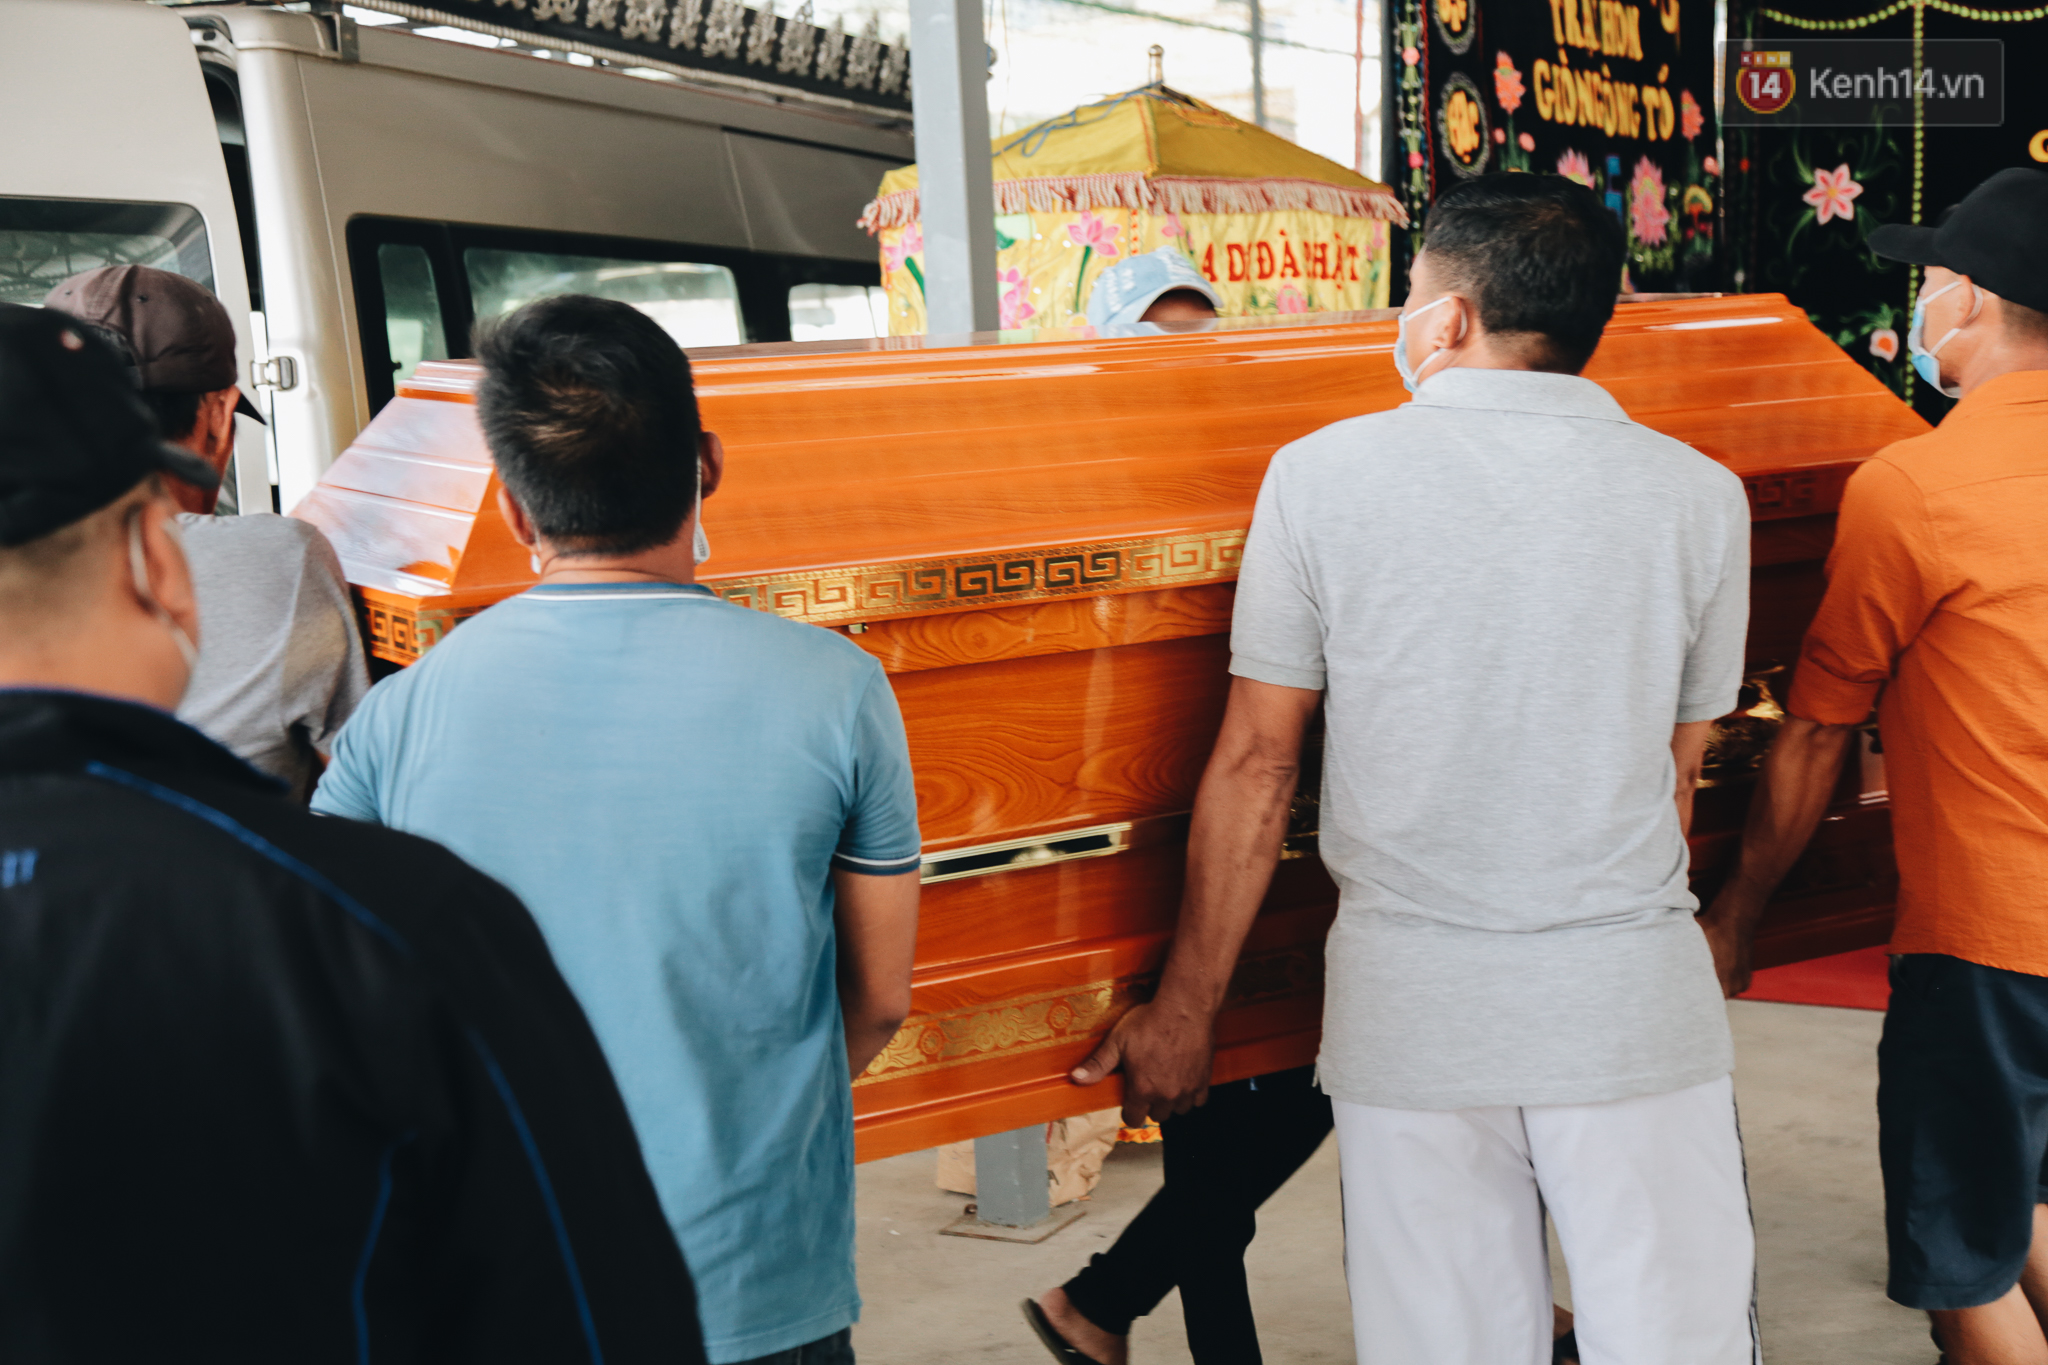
1868;167;2048;314
44;265;264;423
0;304;220;548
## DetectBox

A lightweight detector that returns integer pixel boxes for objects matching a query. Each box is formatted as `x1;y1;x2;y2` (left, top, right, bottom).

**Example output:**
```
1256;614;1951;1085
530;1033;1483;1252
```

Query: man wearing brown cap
45;264;365;800
1704;167;2048;1364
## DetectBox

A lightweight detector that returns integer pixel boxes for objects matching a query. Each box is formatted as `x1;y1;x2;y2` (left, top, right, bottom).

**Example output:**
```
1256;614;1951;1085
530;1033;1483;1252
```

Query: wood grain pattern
845;583;1237;674
896;634;1231;848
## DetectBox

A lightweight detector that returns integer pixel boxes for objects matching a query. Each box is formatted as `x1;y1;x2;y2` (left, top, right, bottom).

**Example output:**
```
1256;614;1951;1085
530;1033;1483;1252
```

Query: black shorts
1879;952;2048;1310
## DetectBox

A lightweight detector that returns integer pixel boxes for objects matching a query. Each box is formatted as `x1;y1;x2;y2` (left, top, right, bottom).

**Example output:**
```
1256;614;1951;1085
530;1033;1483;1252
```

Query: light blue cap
1086;246;1223;329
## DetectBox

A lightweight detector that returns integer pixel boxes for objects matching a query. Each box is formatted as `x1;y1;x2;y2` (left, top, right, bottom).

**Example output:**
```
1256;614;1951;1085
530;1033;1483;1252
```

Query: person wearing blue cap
1024;247;1319;1365
1086;246;1224;332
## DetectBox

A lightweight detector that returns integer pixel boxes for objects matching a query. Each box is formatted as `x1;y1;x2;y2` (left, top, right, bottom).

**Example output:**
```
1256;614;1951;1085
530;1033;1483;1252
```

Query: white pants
1333;1075;1759;1365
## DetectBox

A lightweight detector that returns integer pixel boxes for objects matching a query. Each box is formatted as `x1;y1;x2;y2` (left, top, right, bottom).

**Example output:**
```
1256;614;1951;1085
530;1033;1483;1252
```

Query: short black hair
474;294;701;556
1422;174;1627;373
2004;296;2048;345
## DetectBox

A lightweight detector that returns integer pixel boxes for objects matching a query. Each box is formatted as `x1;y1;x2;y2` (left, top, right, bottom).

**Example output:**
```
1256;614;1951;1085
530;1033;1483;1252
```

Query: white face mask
1907;278;1981;400
1395;294;1465;392
127;506;198;682
692;467;710;565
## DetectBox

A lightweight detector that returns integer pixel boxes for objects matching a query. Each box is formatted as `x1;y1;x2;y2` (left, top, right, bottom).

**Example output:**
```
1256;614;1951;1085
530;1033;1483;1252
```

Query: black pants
1062;1066;1333;1365
729;1328;853;1365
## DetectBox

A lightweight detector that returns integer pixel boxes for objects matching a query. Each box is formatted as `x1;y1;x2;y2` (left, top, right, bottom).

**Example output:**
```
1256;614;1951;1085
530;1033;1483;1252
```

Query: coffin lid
292;295;1930;664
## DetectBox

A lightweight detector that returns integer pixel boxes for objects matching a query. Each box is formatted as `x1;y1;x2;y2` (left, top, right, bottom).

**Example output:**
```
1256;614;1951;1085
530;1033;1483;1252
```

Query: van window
348;216;882;413
788;283;889;341
378;243;449;383
466;249;744;348
0;197;213;307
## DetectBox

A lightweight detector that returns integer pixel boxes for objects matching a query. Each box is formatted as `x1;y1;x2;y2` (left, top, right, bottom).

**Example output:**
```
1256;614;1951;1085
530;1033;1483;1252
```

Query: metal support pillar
908;0;1000;335
1249;0;1267;128
972;1126;1051;1227
938;1123;1085;1242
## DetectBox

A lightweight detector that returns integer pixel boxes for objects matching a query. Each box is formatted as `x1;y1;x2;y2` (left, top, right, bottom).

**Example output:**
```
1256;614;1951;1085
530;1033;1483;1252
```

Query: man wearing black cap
1704;167;2048;1363
45;264;366;801
0;304;708;1363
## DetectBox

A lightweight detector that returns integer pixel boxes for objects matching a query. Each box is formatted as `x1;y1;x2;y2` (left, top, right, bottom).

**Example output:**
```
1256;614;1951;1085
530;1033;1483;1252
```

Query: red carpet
1738;944;1892;1011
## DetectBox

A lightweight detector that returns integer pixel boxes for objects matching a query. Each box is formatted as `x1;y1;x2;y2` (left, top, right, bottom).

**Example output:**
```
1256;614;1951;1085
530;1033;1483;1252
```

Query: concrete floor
851;1000;1937;1364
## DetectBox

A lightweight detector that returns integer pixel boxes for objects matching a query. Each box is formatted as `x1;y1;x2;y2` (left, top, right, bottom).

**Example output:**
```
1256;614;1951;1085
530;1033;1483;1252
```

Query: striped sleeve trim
831;849;923;876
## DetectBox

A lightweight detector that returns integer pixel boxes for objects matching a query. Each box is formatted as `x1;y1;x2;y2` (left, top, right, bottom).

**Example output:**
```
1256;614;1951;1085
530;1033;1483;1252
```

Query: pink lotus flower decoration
1680;89;1704;141
882;224;923;274
1803;163;1863;226
1276;284;1309;314
998;267;1036;330
1703;155;1721;177
1494;52;1525;113
1159;213;1186;240
1556;148;1594;188
1628;156;1670;246
1494;127;1506;144
1869;327;1899;362
1067;211;1122;309
1068;211;1121;257
1519;131;1535;151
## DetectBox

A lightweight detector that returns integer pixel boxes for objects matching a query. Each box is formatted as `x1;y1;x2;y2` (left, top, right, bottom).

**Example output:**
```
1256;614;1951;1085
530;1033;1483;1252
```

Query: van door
0;0;267;513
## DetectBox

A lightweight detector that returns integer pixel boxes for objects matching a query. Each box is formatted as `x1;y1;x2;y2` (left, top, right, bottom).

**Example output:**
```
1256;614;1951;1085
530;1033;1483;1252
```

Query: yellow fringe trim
857;174;1409;234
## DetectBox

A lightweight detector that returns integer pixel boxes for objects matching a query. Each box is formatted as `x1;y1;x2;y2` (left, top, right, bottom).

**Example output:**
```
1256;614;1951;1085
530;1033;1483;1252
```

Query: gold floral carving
855;944;1324;1086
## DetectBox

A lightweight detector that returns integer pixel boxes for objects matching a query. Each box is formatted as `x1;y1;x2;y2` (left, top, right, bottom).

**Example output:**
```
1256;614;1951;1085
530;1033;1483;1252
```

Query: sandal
1021;1297;1111;1365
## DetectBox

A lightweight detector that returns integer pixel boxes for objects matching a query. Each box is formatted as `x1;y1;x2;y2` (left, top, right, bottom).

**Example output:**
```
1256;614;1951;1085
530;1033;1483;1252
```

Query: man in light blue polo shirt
315;295;922;1365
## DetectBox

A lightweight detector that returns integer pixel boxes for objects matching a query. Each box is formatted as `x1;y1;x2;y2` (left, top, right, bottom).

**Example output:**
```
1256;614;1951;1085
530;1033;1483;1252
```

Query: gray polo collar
1407;367;1632;424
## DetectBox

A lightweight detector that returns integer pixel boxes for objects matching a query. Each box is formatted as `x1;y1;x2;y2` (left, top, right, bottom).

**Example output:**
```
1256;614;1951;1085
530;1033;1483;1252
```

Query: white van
2;0;910;513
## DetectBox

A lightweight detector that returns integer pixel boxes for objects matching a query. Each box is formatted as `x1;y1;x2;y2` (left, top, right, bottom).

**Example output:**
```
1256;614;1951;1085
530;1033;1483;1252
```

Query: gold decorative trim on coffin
360;598;481;663
711;529;1247;627
354;528;1249;666
855;943;1324;1085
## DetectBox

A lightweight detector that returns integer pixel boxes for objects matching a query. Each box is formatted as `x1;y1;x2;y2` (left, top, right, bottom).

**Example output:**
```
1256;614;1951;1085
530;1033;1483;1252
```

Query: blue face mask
1906;278;1975;399
1394;294;1463;392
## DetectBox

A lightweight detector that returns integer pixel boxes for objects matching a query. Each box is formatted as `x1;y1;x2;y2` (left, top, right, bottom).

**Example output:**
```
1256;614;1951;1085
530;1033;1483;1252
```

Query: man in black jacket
0;304;706;1362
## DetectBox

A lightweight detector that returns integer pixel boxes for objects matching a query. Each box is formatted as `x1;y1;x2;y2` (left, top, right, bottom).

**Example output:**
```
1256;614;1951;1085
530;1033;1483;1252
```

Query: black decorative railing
378;0;912;111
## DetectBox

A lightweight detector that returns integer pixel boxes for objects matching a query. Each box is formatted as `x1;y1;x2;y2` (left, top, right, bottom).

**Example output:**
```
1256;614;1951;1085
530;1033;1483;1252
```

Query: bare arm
1071;677;1321;1126
1671;720;1711;836
1698;716;1858;997
833;868;920;1079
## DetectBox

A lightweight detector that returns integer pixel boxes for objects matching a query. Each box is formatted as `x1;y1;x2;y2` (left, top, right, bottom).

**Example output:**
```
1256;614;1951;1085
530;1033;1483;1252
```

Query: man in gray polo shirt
1074;175;1756;1364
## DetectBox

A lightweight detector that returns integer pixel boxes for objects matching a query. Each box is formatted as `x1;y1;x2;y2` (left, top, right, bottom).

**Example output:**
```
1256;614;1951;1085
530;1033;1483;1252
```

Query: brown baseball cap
43;265;264;422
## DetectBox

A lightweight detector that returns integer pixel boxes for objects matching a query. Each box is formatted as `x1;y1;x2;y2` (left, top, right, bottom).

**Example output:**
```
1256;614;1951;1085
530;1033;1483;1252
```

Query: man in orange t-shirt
1704;167;2048;1365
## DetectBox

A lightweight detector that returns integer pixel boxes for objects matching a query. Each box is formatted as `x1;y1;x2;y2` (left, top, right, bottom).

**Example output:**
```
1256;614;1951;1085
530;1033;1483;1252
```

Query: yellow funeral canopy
859;84;1406;334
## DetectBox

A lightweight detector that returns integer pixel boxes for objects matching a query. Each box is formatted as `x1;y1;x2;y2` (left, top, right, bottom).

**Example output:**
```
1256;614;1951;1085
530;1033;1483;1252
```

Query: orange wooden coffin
293;296;1930;1161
